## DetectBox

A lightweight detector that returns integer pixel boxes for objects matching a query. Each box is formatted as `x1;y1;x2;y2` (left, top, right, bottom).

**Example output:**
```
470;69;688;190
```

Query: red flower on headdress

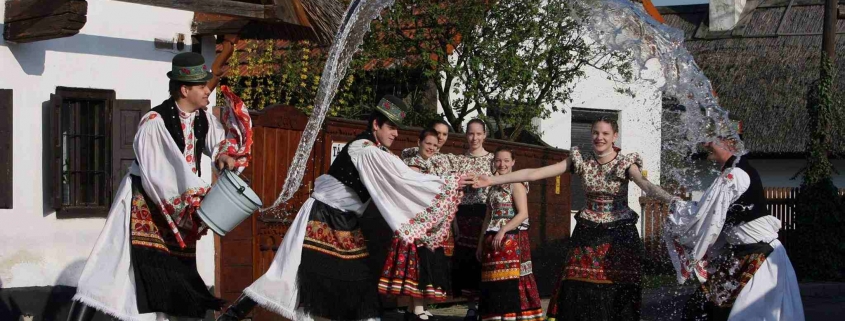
400;112;406;118
181;68;191;75
202;65;208;71
727;173;734;180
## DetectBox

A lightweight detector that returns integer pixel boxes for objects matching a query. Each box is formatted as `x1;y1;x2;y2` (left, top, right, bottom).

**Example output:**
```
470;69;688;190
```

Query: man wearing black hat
68;52;253;321
218;96;469;321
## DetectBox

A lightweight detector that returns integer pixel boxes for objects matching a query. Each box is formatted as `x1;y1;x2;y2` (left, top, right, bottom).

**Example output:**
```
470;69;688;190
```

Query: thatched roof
193;0;344;44
658;0;845;155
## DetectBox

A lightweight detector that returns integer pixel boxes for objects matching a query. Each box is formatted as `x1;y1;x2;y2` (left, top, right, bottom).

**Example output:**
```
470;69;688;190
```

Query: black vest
150;99;209;177
327;131;378;203
724;156;768;226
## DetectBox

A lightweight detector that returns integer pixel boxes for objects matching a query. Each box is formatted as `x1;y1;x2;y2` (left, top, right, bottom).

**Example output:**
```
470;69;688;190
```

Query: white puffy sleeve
132;112;212;248
349;140;462;248
663;167;751;283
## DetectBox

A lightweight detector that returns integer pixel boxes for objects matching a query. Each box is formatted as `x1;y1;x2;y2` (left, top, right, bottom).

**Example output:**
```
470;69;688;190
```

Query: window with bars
50;87;150;217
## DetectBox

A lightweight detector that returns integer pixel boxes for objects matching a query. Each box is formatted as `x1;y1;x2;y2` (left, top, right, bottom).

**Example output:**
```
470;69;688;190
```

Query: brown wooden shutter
0;89;12;209
50;93;63;210
111;100;151;196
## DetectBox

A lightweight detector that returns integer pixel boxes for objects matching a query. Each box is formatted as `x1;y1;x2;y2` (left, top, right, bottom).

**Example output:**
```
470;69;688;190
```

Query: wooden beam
273;0;310;27
115;0;269;20
192;8;315;40
4;12;86;43
3;0;86;43
193;18;251;35
118;0;307;26
4;0;86;22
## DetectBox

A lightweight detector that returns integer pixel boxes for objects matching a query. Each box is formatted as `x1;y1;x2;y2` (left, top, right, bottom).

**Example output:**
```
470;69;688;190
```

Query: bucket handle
219;168;252;197
216;166;251;184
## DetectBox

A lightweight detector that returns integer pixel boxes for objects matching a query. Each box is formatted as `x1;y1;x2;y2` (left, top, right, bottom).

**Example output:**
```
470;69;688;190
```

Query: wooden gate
216;105;572;319
214;105;319;320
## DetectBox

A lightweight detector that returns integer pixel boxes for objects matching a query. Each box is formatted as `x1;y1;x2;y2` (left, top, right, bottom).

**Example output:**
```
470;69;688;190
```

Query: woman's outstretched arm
628;164;678;203
474;158;571;188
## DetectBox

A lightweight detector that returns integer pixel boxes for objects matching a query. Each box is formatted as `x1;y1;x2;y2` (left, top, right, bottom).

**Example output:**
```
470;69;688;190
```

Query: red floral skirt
478;230;543;321
379;236;453;301
547;216;643;321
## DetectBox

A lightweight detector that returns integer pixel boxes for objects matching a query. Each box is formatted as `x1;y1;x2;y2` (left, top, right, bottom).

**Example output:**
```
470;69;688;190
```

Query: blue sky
652;0;708;5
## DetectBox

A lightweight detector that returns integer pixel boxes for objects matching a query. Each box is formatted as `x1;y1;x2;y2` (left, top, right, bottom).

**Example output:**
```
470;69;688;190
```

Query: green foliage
793;56;845;281
465;0;630;139
219;39;441;128
221;0;626;138
368;0;630;139
217;40;373;118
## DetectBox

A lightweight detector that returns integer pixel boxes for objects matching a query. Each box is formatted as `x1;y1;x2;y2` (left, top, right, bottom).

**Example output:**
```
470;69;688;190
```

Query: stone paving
382;283;845;321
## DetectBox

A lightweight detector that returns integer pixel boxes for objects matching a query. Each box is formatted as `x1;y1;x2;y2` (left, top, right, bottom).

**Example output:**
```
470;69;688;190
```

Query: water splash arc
261;0;744;219
259;0;396;219
583;0;744;190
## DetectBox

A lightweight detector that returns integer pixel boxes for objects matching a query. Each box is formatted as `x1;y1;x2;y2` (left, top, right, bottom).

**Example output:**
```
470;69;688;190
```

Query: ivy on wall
216;39;442;128
793;57;845;281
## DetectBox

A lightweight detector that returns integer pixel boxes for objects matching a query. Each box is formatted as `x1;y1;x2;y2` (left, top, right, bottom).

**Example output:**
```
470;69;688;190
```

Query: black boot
66;301;96;321
216;294;258;321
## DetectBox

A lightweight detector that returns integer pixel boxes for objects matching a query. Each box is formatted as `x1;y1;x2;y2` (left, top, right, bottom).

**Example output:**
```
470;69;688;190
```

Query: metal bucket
198;170;262;236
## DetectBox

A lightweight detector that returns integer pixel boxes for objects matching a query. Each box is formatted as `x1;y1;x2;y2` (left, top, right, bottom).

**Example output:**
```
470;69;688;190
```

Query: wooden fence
642;187;845;256
764;187;845;249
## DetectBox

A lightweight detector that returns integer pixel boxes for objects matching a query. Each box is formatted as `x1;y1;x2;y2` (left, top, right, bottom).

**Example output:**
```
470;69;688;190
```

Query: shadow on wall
0;23;174;76
0;259;111;321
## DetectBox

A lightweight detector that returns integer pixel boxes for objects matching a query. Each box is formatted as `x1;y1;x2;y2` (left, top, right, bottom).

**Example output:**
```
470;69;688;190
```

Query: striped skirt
479;230;543;321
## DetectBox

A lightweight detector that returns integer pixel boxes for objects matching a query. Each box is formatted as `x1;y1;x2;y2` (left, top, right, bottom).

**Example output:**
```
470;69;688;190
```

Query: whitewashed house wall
0;0;217;305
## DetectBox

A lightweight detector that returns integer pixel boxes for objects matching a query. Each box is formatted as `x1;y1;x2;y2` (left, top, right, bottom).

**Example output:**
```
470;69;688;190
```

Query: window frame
51;87;116;218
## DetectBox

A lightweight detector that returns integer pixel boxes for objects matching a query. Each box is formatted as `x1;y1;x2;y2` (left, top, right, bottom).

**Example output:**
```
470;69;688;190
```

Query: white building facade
0;1;218;317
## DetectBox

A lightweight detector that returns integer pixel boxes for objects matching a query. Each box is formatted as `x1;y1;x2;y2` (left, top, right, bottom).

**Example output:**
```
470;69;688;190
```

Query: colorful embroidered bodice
570;147;643;223
452;152;494;205
486;183;529;232
404;152;452;177
403;148;494;204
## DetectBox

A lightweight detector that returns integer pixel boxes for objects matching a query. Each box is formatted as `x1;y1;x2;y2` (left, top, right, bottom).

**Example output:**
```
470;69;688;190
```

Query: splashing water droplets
583;0;745;191
261;0;744;221
259;0;397;222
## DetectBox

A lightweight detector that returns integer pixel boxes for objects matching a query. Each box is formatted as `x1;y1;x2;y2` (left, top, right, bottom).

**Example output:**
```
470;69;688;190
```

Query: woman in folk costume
401;120;453;157
474;117;675;321
381;128;457;320
217;96;470;321
476;147;543;321
68;52;254;321
450;119;494;320
404;119;492;320
663;119;804;321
